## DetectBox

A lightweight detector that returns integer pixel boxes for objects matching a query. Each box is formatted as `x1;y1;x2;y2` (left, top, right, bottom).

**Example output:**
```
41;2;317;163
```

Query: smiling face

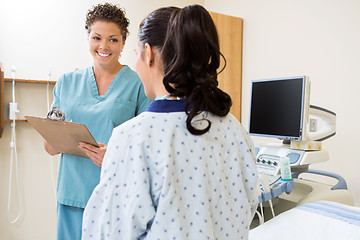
88;20;125;68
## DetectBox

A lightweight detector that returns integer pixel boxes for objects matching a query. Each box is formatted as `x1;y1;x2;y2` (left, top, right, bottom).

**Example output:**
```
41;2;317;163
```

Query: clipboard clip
47;107;65;121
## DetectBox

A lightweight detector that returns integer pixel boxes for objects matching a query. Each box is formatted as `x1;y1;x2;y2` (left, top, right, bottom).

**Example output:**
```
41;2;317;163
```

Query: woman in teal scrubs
44;3;151;239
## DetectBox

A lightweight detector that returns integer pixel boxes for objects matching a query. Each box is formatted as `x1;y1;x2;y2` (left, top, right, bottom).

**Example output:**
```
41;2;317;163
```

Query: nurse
44;3;151;240
82;4;258;240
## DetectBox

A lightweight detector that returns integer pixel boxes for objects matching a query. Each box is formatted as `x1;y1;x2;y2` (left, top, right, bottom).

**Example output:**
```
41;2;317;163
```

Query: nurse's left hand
78;142;107;167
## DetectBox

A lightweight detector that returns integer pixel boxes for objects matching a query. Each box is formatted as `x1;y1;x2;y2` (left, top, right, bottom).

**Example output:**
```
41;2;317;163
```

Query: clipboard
25;116;99;158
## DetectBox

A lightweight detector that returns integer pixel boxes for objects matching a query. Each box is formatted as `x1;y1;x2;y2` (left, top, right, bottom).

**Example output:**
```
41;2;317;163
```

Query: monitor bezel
248;76;310;141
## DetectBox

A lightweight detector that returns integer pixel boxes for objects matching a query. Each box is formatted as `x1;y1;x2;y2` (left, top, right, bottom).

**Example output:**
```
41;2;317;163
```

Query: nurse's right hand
78;142;107;167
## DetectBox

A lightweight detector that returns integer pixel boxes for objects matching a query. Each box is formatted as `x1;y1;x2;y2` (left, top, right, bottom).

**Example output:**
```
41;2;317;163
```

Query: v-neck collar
89;66;128;98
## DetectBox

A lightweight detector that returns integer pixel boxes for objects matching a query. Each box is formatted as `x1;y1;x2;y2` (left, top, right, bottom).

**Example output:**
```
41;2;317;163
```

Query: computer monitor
249;76;310;141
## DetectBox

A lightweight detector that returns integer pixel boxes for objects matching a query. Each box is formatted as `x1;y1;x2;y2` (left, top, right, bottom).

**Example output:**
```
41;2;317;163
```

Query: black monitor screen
249;77;306;140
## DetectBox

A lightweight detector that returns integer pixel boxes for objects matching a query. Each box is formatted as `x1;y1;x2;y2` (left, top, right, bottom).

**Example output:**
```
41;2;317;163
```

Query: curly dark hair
139;5;232;135
85;3;130;41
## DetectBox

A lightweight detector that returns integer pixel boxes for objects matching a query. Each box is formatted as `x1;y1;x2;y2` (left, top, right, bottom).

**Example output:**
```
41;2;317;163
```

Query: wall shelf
0;66;56;137
3;78;56;84
4;119;27;123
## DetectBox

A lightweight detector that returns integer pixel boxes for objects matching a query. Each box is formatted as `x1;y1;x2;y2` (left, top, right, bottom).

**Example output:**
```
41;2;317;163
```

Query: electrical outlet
9;102;19;120
310;118;317;132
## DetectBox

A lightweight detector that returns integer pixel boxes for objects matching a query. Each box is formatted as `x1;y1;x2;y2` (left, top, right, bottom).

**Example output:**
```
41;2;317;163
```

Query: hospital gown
82;99;258;240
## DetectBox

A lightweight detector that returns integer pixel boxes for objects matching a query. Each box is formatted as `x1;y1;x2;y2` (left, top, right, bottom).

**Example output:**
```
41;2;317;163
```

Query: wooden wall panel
0;66;4;137
210;12;243;122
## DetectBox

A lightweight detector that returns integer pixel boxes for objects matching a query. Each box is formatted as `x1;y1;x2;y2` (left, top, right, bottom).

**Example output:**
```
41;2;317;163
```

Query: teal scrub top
52;65;151;208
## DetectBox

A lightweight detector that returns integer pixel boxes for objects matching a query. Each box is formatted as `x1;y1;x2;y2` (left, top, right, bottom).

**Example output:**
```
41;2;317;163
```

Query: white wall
2;0;360;239
205;0;360;205
0;0;203;239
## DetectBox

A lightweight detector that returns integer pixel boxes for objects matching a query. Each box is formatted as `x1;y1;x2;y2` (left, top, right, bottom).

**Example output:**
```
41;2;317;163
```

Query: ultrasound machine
248;76;353;222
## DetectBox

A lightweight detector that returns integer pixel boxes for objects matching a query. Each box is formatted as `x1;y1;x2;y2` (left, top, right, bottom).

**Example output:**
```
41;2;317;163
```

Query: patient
82;4;258;239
